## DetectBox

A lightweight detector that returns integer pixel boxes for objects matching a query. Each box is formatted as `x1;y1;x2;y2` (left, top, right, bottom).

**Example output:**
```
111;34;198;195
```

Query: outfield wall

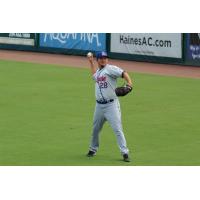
0;33;199;67
108;33;183;65
184;33;200;66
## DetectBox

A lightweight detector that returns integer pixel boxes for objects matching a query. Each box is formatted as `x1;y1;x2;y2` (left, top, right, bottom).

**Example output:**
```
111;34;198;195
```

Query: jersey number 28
99;82;108;89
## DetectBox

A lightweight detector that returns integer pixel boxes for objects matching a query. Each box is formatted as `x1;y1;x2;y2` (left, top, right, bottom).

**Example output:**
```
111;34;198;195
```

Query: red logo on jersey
97;76;106;82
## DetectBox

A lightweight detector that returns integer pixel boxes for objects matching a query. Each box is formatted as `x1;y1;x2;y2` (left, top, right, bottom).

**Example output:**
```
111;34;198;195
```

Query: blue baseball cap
96;51;108;60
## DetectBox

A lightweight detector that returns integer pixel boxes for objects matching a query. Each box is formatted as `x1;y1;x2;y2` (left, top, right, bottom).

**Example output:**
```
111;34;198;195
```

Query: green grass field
0;59;200;166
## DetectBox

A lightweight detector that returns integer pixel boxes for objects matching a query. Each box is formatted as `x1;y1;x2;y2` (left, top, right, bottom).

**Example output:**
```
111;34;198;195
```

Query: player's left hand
115;84;132;96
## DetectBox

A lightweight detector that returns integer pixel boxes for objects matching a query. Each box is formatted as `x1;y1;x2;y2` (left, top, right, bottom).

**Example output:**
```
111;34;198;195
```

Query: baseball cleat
123;154;130;162
86;150;96;157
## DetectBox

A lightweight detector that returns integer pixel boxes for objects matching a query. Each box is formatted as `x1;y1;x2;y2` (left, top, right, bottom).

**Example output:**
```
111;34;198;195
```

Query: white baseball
87;52;93;57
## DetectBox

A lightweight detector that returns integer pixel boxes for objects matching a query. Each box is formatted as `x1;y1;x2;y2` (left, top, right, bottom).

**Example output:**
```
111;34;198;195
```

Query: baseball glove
115;85;132;97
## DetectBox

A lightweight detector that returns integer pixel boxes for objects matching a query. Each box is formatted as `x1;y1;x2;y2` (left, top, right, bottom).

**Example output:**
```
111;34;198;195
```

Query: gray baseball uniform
89;64;129;155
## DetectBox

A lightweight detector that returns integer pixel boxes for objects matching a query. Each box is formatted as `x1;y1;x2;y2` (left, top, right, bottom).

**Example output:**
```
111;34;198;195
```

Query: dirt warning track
0;50;200;79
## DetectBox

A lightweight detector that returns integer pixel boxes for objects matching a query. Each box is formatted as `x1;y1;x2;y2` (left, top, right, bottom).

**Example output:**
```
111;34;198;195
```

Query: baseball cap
96;51;108;60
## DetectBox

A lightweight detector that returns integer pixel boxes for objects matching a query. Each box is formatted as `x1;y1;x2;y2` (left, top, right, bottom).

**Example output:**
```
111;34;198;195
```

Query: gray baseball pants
89;99;129;155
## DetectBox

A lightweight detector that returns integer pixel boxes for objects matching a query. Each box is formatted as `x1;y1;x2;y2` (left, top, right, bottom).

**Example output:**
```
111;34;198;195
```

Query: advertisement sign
0;33;35;46
40;33;106;51
186;33;200;60
110;33;182;58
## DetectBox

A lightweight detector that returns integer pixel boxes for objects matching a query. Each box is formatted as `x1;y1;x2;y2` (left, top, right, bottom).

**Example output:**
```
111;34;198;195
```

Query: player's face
97;57;108;67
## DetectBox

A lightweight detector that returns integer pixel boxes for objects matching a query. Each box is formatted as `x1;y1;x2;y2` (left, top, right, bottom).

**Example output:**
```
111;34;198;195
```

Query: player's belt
96;99;114;104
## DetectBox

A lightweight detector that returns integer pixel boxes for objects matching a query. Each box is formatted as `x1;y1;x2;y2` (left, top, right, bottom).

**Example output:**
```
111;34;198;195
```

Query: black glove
115;85;132;97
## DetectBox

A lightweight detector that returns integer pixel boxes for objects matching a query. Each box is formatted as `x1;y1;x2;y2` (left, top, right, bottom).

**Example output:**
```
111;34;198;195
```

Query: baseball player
86;51;133;162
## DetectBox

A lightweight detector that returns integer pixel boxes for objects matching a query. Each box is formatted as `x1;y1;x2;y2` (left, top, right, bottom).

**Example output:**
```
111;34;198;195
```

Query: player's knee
114;129;123;136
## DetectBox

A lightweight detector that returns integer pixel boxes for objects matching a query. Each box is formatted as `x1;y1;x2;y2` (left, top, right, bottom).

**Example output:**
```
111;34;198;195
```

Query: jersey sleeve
106;65;124;78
